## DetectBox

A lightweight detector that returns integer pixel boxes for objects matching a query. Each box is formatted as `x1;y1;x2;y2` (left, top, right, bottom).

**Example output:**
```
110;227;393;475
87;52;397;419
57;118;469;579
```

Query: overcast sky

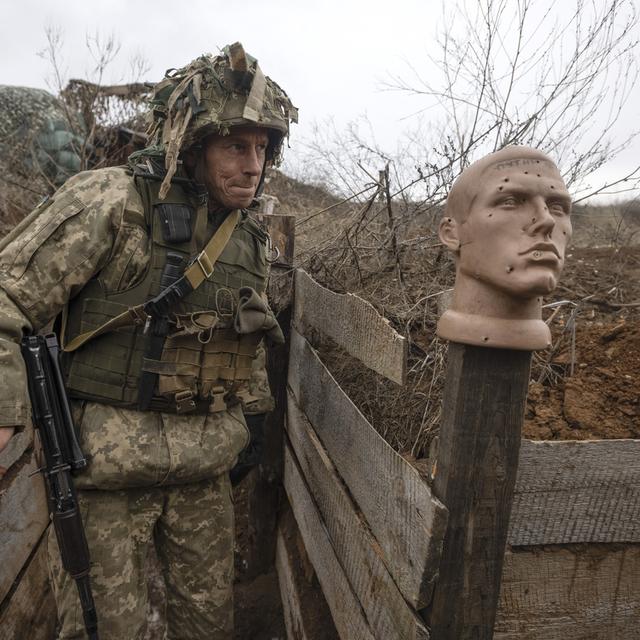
1;0;639;202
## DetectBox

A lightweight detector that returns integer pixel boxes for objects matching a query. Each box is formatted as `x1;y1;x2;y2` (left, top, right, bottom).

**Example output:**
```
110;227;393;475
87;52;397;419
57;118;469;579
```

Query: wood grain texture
0;449;49;603
288;328;447;609
509;439;640;545
428;343;532;640
495;544;640;639
283;443;376;640
0;534;56;640
276;508;339;640
287;393;430;640
293;269;407;384
277;525;314;640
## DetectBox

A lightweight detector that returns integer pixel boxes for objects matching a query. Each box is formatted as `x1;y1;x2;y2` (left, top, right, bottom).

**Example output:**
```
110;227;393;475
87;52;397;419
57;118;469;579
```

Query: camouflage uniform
0;44;296;640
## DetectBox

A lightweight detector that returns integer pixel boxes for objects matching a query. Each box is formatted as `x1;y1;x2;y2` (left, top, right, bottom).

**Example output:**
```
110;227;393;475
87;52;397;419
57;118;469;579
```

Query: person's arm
0;167;144;453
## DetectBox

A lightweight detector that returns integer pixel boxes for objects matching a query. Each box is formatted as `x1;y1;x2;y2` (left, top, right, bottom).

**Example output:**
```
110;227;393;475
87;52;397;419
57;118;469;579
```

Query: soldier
0;43;297;639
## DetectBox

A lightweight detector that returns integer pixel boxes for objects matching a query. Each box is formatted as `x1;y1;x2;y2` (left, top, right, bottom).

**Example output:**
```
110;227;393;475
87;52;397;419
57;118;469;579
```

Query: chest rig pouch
62;172;271;414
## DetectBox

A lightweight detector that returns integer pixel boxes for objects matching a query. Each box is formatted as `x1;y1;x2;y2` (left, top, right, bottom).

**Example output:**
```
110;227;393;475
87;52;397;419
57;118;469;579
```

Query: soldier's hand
0;426;15;453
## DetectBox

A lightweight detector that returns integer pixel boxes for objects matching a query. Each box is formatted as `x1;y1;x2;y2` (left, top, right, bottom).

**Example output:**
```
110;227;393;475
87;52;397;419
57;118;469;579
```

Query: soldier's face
457;160;572;297
202;127;268;209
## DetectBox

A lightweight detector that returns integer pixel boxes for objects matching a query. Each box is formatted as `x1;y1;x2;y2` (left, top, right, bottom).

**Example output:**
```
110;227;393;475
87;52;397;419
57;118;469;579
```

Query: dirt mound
525;319;640;440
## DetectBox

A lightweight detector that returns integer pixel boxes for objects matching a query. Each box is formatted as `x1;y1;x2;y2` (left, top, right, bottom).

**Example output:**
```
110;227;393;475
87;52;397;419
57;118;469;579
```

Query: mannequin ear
439;216;460;253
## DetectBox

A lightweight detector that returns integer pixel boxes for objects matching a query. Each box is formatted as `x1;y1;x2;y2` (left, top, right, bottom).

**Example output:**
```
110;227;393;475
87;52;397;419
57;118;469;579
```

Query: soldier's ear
439;216;460;253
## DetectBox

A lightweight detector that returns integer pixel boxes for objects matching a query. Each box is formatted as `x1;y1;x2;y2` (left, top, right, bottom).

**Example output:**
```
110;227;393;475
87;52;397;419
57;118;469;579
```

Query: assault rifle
21;333;99;640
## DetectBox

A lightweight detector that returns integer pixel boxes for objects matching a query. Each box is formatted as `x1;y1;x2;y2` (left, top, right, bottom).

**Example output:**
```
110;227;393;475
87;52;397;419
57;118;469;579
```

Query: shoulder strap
63;210;240;353
182;209;240;289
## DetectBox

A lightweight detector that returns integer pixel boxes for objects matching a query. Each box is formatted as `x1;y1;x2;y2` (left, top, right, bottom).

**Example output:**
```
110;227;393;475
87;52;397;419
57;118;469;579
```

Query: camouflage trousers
47;474;234;640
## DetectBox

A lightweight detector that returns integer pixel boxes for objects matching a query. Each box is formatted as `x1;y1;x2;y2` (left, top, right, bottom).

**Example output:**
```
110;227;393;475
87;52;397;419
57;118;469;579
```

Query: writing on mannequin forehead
474;160;572;216
491;157;557;171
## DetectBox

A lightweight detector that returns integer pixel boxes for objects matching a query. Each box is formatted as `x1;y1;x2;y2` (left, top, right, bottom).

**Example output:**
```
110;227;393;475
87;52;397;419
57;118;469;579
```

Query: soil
233;472;287;640
525;320;640;440
524;245;640;441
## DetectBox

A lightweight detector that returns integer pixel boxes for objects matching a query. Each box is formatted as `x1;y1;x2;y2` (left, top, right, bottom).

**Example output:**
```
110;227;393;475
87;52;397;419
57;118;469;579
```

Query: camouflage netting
0;85;88;235
0;85;86;188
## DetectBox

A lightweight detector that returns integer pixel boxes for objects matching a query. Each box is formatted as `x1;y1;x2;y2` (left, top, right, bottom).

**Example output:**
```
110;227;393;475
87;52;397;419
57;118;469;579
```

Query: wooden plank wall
498;439;640;638
0;428;54;638
495;544;640;639
509;439;640;545
288;329;448;610
278;269;448;639
286;395;431;640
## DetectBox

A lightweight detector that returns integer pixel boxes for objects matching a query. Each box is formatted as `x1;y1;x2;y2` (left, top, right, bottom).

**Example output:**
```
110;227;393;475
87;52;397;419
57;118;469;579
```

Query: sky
1;0;640;202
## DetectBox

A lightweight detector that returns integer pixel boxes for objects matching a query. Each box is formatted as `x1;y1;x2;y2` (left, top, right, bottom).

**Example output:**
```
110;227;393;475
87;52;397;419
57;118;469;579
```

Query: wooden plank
0;534;56;640
495;544;640;639
509;439;640;546
287;392;430;640
276;508;339;640
283;443;376;640
427;344;531;640
277;529;313;640
0;449;49;603
288;328;447;609
293;269;407;384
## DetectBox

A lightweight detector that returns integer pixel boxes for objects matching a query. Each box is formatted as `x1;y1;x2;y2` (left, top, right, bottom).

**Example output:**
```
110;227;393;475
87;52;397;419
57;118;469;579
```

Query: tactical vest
61;173;269;413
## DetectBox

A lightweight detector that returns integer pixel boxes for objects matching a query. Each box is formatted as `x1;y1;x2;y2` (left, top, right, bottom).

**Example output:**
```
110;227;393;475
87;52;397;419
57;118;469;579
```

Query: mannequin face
443;158;572;298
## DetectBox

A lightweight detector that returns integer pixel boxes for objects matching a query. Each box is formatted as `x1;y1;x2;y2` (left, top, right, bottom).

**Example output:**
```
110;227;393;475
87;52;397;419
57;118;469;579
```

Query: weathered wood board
288;328;448;609
495;544;640;639
276;508;339;640
509;439;640;546
283;443;376;640
293;269;407;385
427;343;531;640
0;449;49;603
287;392;430;640
277;526;314;640
0;534;56;640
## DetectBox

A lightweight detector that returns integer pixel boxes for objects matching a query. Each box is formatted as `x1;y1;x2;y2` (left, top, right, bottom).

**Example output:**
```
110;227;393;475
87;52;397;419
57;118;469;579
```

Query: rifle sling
63;209;240;353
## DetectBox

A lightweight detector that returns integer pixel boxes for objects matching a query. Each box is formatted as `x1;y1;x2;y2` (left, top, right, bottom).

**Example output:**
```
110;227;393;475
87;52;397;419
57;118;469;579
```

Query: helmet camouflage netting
142;42;298;199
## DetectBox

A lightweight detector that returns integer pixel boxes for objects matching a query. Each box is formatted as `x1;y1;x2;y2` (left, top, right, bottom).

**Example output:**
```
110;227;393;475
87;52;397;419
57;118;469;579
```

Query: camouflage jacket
0;167;270;489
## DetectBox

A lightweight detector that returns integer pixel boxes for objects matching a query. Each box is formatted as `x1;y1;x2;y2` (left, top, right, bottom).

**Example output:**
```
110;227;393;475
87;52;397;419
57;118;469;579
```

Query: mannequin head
437;146;572;349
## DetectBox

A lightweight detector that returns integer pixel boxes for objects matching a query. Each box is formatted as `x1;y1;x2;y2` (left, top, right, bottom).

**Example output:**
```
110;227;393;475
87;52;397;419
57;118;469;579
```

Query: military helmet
145;42;298;198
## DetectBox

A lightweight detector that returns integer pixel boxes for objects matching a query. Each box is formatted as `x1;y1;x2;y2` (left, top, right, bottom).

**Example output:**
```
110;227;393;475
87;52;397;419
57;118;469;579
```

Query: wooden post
245;213;295;577
426;343;531;640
